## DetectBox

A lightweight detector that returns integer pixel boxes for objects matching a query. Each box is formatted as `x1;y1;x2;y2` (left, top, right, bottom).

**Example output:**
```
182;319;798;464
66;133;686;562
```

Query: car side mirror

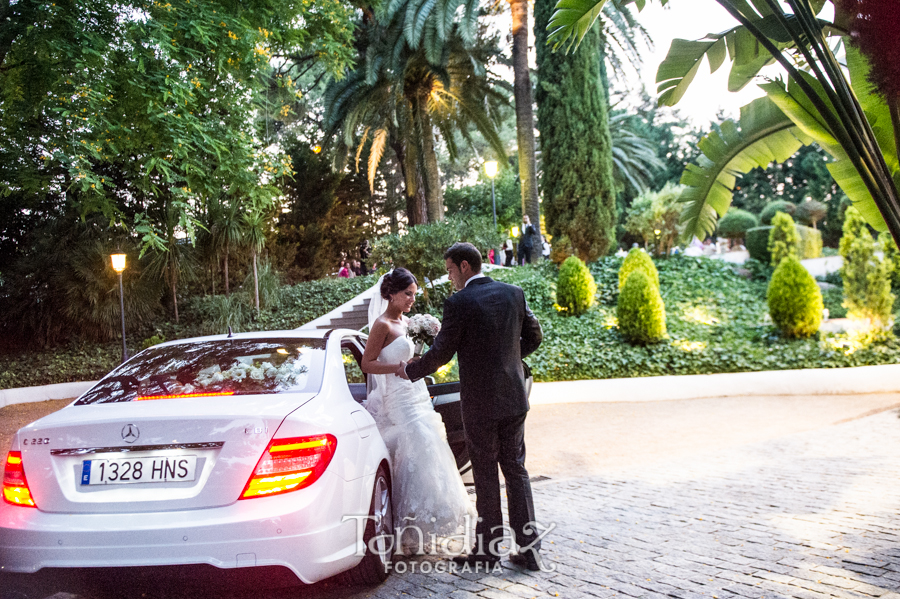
424;376;436;386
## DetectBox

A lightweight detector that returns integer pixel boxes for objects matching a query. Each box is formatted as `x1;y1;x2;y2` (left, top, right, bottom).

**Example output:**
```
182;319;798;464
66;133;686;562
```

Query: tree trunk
171;274;179;324
416;97;445;222
509;0;542;248
393;139;427;225
224;243;230;295
252;250;260;313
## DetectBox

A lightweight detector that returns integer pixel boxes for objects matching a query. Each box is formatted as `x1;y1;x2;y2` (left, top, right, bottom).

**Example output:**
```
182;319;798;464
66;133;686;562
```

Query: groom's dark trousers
406;276;542;555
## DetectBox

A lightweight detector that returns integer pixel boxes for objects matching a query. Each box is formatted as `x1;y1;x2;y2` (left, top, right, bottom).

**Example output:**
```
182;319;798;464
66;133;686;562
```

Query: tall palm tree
508;0;542;244
325;21;509;224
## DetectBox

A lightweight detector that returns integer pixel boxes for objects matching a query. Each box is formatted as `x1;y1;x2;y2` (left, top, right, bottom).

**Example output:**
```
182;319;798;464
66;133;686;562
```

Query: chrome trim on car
50;442;225;456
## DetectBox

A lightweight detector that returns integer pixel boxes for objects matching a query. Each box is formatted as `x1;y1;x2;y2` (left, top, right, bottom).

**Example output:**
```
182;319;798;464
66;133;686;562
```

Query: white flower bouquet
407;313;441;355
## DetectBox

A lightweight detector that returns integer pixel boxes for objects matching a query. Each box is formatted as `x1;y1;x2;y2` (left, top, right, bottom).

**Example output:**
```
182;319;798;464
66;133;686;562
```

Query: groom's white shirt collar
464;273;486;287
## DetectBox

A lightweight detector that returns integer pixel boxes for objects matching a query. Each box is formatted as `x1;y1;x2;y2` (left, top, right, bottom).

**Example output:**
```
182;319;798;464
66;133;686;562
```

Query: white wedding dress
366;334;476;554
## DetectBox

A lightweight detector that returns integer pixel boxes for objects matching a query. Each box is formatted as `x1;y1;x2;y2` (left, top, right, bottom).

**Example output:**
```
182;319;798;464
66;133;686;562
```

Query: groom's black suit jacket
406;276;542;424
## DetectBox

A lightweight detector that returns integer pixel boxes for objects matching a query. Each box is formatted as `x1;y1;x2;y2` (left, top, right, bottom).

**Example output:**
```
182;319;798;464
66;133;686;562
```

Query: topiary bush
717;208;759;240
797;225;823;259
766;255;823;338
840;207;895;330
795;199;827;229
768;212;800;266
760;200;797;225
557;256;597;316
617;270;667;344
748;224;821;263
618;248;659;290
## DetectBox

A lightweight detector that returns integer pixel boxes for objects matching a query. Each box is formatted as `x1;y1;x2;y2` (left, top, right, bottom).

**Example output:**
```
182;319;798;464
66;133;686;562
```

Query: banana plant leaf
678;96;813;239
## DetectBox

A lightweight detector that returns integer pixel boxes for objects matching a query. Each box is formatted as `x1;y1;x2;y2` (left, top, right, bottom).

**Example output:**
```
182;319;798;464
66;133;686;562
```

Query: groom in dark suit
398;242;544;570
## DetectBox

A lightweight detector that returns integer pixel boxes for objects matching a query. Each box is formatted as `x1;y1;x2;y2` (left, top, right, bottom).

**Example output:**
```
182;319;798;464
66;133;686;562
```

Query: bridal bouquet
407;314;441;355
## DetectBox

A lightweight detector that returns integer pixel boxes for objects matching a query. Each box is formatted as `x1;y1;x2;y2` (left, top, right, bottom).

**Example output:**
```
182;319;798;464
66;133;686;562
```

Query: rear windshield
76;338;326;405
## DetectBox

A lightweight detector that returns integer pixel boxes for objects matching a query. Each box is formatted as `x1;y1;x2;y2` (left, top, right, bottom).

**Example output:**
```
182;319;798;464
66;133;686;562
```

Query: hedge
747;225;822;263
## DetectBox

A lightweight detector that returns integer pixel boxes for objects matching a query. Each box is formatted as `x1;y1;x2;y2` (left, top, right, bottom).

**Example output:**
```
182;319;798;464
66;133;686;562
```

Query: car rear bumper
0;472;369;584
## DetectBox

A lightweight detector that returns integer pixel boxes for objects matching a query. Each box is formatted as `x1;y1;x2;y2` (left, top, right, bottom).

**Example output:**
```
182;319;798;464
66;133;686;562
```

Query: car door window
341;346;365;385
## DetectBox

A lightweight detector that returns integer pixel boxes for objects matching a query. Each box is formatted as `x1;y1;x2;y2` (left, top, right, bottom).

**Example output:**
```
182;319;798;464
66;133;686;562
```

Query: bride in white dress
361;268;476;554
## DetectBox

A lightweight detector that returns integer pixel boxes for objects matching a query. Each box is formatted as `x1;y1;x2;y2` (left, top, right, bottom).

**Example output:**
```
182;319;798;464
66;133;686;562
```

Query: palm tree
508;0;542;244
325;20;509;225
241;208;269;314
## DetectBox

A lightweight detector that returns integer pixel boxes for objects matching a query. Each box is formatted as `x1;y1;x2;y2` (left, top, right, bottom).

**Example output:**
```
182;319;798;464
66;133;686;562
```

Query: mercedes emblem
121;424;140;443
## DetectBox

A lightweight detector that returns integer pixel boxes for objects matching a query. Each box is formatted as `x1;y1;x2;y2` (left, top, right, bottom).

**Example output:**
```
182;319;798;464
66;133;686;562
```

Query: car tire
338;464;393;585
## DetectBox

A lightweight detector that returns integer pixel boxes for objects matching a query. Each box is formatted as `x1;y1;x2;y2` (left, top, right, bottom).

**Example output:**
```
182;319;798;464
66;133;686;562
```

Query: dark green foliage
768;212;800;266
760;201;797;225
0;216;163;349
840;207;894;329
618;249;659;290
534;0;616;262
617;271;667;344
767;256;823;338
747;224;822;263
370;217;501;300
444;168;522;231
557;257;597;316
491;263;558;312
716;208;759;239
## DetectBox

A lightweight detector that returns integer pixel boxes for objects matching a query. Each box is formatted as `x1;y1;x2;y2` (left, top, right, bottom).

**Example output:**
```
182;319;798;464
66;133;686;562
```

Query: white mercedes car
0;329;427;586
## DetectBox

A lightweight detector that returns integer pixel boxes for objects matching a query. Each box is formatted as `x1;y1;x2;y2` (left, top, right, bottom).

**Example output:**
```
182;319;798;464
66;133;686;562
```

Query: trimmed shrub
766;255;823;338
717;208;759;239
760;200;797;225
840;207;895;330
618;248;659;290
768;212;800;266
795;199;827;229
797;225;823;259
748;224;821;263
557;256;597;316
617;271;667;344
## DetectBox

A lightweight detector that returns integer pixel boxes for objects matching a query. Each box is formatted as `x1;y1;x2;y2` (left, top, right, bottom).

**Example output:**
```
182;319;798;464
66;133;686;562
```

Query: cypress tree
534;0;618;262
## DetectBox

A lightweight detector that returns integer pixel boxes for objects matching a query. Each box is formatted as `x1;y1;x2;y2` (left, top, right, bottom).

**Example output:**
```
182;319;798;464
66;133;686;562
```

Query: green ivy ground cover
3;258;900;389
489;257;900;382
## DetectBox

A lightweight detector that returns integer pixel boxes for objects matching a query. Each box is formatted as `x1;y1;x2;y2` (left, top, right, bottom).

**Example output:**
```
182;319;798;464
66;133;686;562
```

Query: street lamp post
110;253;128;363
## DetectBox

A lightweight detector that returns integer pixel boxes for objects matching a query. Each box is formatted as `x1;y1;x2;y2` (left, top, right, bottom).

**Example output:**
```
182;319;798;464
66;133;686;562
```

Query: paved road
2;397;900;599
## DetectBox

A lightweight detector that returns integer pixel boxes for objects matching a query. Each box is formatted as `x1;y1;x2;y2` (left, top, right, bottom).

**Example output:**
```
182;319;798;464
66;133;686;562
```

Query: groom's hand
396;361;410;380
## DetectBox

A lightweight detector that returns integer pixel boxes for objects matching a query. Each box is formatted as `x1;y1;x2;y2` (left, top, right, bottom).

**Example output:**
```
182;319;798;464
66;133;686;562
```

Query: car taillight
3;451;37;508
239;434;337;500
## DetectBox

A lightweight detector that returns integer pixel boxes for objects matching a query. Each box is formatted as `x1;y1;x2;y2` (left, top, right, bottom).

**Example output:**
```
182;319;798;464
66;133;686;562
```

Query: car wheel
338;464;393;585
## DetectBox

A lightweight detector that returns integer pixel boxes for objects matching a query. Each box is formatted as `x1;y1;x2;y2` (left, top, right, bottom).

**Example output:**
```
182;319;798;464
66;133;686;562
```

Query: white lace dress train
366;335;476;554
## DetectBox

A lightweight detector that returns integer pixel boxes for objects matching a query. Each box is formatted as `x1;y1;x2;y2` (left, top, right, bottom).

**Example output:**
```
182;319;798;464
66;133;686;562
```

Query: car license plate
80;456;197;485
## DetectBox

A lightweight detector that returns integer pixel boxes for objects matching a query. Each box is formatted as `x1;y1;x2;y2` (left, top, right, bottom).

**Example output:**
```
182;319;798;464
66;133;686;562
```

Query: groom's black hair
444;242;482;273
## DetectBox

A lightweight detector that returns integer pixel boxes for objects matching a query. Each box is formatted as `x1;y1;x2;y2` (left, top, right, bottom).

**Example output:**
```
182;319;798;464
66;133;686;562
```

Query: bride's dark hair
380;268;418;299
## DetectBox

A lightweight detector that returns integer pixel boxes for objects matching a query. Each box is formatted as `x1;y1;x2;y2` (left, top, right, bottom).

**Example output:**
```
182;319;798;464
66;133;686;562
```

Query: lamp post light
110;253;128;363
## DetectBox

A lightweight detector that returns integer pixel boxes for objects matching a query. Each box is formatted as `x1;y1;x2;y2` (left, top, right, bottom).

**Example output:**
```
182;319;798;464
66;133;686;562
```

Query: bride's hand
396;361;410;380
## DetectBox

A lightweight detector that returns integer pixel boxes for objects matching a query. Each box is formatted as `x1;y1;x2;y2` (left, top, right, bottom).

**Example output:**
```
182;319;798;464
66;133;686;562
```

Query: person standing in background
517;215;535;265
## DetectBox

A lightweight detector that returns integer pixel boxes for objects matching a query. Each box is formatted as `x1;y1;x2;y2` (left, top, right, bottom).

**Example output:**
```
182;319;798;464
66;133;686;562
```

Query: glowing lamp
484;161;498;178
110;253;127;273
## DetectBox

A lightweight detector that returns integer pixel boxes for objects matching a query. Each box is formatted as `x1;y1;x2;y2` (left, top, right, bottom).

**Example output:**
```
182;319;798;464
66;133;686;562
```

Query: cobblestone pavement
6;409;900;599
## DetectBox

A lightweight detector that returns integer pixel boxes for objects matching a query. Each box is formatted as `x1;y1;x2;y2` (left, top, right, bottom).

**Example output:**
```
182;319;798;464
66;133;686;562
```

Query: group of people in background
338;239;371;278
491;214;551;267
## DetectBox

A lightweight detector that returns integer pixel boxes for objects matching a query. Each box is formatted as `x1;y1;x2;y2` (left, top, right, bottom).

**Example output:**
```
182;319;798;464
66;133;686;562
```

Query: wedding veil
364;273;389;418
